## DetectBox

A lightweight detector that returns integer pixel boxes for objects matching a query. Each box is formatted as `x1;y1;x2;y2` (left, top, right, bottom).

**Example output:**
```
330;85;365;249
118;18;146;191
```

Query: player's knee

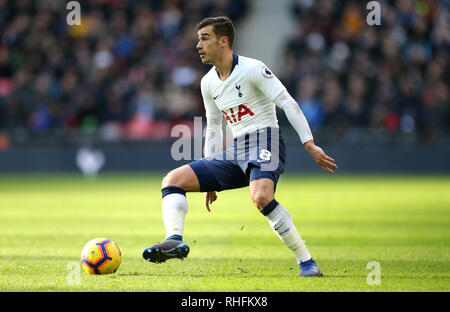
251;191;273;211
161;166;196;191
162;170;179;188
161;173;169;188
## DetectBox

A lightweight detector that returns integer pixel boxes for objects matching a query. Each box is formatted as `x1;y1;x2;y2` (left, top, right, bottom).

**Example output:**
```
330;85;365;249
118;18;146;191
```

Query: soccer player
143;17;337;277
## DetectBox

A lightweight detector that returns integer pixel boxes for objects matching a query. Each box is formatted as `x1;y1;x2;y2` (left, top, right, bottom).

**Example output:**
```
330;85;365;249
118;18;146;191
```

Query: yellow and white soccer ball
81;238;121;275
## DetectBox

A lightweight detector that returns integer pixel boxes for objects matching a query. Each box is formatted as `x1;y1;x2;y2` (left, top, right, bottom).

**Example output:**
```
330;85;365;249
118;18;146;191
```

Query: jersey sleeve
248;61;286;102
274;90;313;144
201;76;223;157
201;76;222;121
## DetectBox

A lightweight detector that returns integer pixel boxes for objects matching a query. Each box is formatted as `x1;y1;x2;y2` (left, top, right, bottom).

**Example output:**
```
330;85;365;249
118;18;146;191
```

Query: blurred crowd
0;0;248;141
0;0;448;145
281;0;449;143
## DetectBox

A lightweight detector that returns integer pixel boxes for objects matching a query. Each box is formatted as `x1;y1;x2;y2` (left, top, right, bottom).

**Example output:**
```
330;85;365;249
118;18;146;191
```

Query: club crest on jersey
221;104;254;124
261;66;274;79
235;83;243;97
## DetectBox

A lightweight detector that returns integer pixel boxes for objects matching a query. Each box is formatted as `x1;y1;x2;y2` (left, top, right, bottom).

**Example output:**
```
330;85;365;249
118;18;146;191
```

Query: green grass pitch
0;173;448;292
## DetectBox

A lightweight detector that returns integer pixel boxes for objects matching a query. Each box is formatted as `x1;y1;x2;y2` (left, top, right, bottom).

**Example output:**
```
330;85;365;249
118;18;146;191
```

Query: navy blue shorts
189;127;286;192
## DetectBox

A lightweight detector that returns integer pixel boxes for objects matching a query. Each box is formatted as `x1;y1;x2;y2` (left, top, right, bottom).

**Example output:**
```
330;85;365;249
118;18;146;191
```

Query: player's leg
143;154;248;264
250;177;312;264
250;176;322;277
142;165;200;263
161;164;201;191
160;165;200;239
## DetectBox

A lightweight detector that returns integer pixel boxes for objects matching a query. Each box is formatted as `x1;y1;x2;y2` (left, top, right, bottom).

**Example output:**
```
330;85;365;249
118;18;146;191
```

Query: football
81;238;121;275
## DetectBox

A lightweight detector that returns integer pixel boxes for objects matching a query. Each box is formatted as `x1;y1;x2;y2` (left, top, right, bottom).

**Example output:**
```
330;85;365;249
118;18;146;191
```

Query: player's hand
205;191;217;212
304;140;338;174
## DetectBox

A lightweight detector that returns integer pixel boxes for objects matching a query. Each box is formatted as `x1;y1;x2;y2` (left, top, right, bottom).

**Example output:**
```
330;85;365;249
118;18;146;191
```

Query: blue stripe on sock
166;234;183;241
260;199;279;216
161;186;186;198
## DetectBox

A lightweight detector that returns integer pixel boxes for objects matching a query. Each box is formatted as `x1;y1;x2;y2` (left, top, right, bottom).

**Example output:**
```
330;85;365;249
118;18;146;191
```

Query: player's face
196;25;221;64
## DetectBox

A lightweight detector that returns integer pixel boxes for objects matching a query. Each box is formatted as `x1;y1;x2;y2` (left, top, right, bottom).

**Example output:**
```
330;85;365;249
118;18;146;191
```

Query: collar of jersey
215;53;239;80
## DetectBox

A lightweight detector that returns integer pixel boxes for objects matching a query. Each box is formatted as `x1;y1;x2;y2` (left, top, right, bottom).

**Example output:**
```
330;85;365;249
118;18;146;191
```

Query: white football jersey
200;55;286;138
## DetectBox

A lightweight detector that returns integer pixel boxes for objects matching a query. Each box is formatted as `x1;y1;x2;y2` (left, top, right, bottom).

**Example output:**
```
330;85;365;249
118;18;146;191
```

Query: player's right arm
200;76;222;211
201;82;223;159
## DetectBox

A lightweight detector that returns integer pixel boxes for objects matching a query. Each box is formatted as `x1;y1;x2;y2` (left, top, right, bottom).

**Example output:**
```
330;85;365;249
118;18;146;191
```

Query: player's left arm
273;90;338;174
249;63;337;174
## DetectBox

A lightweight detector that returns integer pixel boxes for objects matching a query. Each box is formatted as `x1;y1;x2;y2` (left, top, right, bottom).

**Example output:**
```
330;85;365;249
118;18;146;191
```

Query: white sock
161;193;188;239
264;202;312;264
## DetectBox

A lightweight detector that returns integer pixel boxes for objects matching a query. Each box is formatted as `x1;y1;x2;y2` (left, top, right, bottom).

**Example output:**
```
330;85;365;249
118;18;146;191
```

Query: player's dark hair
196;16;235;48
